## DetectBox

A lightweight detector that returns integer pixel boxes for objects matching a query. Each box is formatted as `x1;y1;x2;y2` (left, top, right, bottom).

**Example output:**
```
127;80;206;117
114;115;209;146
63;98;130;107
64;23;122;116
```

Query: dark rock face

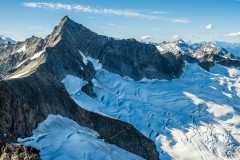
201;54;240;68
98;40;184;80
0;143;40;160
58;16;185;80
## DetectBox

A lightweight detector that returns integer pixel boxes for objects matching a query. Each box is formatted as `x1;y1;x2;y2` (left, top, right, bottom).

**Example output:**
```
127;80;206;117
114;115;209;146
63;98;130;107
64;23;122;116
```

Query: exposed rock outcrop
183;53;240;71
0;143;40;160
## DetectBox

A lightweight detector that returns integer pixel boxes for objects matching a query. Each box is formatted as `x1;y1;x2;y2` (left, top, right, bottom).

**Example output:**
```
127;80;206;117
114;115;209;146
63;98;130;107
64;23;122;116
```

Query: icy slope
18;115;143;160
62;59;240;160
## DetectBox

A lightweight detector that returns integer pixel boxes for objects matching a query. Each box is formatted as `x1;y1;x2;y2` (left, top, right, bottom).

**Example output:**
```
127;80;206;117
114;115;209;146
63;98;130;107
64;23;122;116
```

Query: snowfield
18;115;143;160
61;58;240;160
30;50;45;60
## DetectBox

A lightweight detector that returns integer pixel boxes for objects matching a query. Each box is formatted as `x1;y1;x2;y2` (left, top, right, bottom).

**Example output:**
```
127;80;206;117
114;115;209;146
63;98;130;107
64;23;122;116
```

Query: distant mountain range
211;41;240;56
144;40;240;58
157;39;240;60
0;35;16;45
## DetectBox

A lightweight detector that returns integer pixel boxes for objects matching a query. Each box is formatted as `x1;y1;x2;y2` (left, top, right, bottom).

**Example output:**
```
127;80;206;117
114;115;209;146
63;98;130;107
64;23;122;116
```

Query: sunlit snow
30;50;45;60
15;59;28;68
8;70;30;79
62;59;240;160
18;115;143;160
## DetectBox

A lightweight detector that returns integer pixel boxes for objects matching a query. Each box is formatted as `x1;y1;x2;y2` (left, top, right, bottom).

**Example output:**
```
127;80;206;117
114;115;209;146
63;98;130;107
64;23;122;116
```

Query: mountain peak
60;15;74;26
46;16;98;48
46;16;80;46
54;16;89;35
58;15;74;30
59;16;91;33
61;15;70;22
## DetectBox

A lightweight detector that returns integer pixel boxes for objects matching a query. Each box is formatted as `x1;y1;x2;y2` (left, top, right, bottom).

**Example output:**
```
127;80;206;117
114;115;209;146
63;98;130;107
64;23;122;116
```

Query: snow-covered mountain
157;39;193;56
193;43;231;59
0;35;16;45
211;41;240;56
0;16;160;160
1;16;240;160
157;40;239;60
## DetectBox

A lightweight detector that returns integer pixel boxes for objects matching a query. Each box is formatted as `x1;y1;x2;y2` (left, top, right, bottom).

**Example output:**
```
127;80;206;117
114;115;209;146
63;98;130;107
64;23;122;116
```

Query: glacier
18;115;144;160
61;58;240;160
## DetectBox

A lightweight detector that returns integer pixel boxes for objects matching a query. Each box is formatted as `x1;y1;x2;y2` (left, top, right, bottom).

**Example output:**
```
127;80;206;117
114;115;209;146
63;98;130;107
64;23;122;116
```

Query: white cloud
171;18;190;23
24;2;42;8
141;35;153;40
25;2;72;10
173;35;180;39
149;11;170;15
108;23;116;26
23;2;162;20
205;24;214;30
225;32;240;37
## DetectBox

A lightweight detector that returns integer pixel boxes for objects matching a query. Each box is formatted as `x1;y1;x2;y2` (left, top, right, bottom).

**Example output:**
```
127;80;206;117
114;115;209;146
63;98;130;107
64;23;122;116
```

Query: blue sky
1;0;240;42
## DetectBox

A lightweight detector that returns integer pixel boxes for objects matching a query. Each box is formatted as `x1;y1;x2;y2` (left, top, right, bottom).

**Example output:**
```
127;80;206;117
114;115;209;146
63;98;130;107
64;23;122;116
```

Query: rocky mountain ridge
0;16;160;159
0;143;40;160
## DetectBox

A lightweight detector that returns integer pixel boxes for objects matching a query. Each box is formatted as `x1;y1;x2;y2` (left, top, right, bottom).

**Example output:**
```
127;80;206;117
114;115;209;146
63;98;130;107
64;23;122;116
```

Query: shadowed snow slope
18;115;143;160
62;61;240;160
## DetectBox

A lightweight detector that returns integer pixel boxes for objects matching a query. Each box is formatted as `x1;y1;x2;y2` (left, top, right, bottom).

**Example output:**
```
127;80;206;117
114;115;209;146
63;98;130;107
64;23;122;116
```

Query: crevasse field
20;54;240;160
